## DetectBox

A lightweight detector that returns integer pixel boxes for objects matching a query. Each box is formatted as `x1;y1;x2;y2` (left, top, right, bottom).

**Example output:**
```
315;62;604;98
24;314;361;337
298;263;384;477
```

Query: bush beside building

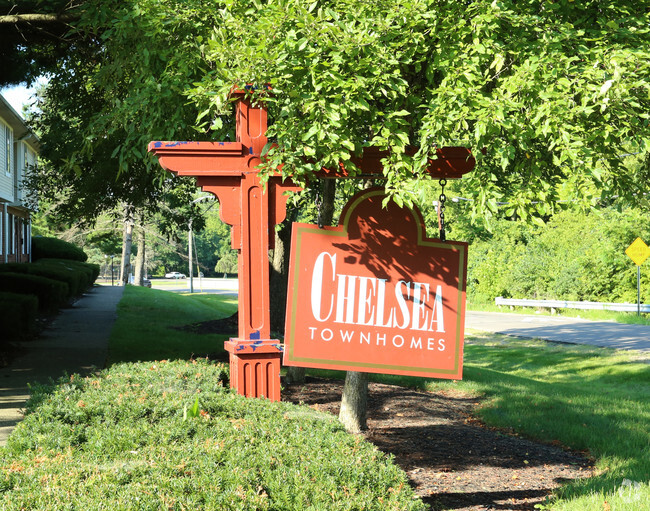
0;238;99;342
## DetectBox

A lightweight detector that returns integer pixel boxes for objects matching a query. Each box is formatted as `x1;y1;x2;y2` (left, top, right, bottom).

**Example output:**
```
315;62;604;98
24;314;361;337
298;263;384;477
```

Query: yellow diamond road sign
626;237;650;266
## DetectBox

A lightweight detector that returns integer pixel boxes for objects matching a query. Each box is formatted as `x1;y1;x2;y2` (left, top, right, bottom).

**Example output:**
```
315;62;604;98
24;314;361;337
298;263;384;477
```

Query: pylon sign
283;188;468;380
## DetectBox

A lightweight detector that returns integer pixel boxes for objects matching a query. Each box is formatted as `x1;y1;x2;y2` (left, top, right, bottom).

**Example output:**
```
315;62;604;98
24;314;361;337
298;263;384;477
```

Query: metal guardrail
495;297;650;313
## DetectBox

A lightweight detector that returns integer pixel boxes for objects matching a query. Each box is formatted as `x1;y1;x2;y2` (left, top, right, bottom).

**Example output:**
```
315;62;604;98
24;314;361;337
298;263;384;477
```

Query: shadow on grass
459;363;649;499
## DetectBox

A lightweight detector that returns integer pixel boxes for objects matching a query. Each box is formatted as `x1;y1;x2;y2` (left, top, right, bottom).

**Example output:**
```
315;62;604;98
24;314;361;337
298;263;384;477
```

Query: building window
7;214;14;255
4;125;12;176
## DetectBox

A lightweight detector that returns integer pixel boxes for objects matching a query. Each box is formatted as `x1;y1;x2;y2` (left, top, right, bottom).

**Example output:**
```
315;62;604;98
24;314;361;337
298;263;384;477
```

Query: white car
165;271;186;279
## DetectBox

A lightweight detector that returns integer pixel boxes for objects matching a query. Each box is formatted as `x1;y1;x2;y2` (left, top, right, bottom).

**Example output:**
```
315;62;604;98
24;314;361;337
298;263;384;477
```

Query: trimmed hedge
0;259;99;339
36;259;100;293
32;237;87;262
0;260;99;298
0;263;83;299
0;292;38;342
0;272;68;312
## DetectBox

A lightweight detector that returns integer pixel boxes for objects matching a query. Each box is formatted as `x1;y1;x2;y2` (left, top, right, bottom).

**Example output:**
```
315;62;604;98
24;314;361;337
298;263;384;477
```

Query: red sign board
283;188;468;379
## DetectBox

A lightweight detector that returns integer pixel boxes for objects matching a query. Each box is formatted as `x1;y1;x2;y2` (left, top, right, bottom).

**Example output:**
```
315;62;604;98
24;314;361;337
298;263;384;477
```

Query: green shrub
0;272;68;312
37;259;100;291
0;263;84;298
32;236;88;262
1;359;425;510
0;292;38;341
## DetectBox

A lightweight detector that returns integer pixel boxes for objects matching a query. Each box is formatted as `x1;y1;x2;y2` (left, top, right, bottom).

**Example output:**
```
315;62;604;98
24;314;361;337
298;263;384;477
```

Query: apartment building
0;93;39;263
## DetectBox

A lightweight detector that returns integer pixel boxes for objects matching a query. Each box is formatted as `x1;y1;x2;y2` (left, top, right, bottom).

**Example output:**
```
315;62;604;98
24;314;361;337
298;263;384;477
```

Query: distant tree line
468;207;650;304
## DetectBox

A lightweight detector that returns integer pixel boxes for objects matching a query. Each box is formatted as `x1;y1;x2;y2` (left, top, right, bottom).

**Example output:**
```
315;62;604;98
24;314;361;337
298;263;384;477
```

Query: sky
0;78;47;118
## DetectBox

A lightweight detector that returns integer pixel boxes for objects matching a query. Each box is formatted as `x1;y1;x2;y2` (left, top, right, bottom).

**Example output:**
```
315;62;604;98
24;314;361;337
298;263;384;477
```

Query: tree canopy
6;0;650;225
189;0;649;221
0;0;83;86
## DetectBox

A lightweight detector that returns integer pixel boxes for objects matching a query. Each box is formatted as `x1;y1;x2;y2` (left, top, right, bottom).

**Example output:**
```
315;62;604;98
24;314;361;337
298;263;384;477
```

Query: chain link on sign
316;193;324;229
438;179;447;242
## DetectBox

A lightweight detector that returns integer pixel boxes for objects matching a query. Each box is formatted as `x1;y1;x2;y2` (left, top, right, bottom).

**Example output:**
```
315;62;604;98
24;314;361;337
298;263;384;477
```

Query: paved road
466;311;650;352
150;277;238;295
152;279;649;352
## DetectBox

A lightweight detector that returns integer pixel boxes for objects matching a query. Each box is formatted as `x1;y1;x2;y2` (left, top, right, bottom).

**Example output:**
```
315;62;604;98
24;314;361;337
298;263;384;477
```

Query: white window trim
4;124;13;177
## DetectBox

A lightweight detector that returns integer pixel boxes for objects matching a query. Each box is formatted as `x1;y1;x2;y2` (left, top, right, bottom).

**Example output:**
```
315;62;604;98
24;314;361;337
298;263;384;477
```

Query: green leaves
25;0;650;225
1;359;426;510
183;396;200;420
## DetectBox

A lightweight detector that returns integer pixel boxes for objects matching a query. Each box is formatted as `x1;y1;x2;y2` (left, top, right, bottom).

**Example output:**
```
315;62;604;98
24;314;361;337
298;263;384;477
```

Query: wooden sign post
149;90;474;400
149;90;300;401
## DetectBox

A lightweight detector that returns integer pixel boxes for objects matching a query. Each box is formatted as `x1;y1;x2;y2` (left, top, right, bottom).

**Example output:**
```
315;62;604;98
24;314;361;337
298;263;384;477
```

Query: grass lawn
426;335;649;510
107;286;238;363
1;286;647;510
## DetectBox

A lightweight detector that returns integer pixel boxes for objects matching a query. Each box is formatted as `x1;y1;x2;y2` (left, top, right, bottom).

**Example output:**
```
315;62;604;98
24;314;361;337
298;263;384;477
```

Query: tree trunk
133;221;146;286
120;205;134;286
339;371;369;433
319;179;336;227
270;219;293;333
338;179;373;433
188;220;194;292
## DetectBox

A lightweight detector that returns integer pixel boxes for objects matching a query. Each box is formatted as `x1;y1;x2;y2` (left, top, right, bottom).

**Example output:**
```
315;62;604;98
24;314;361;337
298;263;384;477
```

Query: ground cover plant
2;286;646;510
0;359;424;510
112;287;648;509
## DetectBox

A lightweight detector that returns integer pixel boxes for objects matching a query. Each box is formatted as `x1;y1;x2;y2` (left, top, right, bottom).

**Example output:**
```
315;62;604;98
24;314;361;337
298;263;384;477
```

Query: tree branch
0;13;78;25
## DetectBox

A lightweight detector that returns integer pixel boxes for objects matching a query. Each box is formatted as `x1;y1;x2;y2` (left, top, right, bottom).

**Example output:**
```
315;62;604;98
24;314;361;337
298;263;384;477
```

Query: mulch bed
283;378;593;511
180;315;594;510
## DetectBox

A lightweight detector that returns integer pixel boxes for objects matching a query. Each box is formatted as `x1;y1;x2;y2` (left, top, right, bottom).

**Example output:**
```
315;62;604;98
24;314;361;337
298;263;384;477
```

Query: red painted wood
317;146;474;179
283;188;468;380
148;91;475;400
225;339;283;401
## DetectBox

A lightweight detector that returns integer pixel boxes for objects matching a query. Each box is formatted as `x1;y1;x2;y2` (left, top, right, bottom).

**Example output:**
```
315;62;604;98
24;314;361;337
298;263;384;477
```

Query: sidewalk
0;285;124;445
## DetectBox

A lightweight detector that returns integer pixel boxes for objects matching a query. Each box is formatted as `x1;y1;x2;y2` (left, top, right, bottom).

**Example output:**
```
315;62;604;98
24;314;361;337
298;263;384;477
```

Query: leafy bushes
0;292;38;342
36;259;100;293
1;359;424;510
32;236;88;262
0;262;81;299
0;258;100;339
0;273;68;313
468;208;650;303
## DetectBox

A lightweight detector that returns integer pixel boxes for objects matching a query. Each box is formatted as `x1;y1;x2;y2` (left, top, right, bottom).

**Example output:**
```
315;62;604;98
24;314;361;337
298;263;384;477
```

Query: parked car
165;272;186;279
